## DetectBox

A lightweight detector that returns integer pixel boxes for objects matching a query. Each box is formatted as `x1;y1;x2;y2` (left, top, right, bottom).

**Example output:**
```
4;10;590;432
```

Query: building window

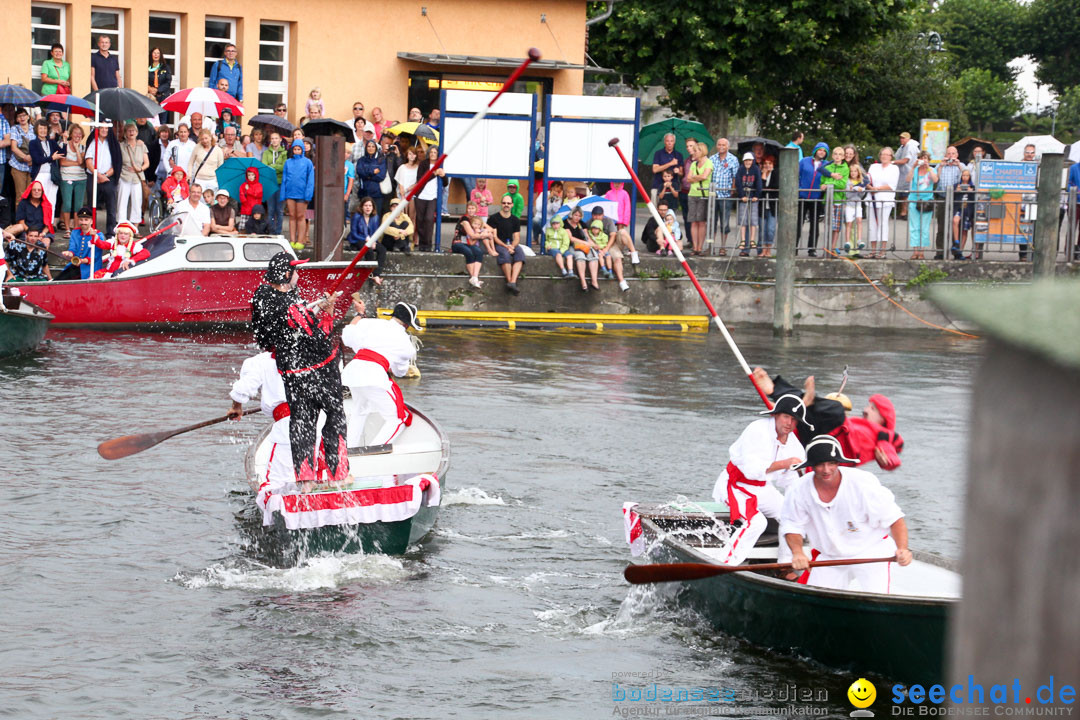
148;13;181;94
31;3;67;94
257;22;289;115
90;8;124;79
204;17;236;85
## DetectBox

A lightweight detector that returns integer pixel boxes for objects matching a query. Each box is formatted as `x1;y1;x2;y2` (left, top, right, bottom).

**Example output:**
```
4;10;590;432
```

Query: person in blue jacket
349;195;386;286
797;141;829;256
280;138;314;251
207;44;243;103
1067;160;1080;260
56;207;109;280
355;140;387;215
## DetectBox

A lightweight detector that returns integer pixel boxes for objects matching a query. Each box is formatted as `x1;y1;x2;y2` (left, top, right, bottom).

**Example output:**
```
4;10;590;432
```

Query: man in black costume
251;253;350;491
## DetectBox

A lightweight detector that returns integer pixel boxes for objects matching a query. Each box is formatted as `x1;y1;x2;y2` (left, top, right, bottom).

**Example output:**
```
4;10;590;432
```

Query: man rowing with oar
251;252;350;492
711;394;808;566
752;367;904;471
227;350;291;487
781;436;912;593
340;297;420;449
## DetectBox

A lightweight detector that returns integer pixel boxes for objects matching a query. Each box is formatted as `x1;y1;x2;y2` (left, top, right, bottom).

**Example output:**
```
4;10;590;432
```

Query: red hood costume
22;181;54;234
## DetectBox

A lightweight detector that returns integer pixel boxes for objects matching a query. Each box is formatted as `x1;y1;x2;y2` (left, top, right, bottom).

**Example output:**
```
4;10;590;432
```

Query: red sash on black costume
272;402;290;421
353;349;413;427
726;461;766;524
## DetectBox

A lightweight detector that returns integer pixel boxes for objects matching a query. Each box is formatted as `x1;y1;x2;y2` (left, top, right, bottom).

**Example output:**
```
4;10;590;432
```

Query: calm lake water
0;325;981;718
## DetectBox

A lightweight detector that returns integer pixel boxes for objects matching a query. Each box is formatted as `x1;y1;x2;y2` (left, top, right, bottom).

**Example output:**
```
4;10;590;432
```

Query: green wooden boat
244;402;449;563
0;291;52;357
632;502;960;686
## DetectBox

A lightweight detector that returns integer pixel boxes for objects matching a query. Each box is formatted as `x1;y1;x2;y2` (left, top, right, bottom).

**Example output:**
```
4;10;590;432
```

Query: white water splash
175;553;410;592
442;487;507;506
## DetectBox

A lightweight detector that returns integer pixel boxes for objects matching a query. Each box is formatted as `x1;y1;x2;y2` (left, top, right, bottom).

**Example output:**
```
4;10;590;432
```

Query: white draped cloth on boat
257;474;440;530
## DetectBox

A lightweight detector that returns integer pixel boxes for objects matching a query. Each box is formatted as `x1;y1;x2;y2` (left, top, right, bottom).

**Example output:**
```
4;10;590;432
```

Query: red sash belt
353;349;413;427
272;402;290;421
726;461;766;524
280;347;339;375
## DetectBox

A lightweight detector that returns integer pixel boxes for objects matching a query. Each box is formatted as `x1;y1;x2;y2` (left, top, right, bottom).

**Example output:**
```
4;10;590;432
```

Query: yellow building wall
6;0;587;123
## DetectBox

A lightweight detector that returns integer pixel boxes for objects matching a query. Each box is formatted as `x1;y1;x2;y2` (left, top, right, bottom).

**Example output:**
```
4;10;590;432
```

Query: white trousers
263;441;295;486
347;383;406;448
805;535;898;594
714;475;791;566
867;201;894;247
117;178;143;224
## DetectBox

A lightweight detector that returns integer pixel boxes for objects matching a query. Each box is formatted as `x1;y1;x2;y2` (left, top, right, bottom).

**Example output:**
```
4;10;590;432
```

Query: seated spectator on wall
533;180;564;237
589;206;636;266
2;225;52;281
209;189;237;234
570;214;601;292
383;197;416;253
350;197;385;286
244;204;271;236
450;201;487;288
487;195;525;295
176;182;211;236
641;200;673;254
7;181;53;236
590;219;630;292
543;215;573;278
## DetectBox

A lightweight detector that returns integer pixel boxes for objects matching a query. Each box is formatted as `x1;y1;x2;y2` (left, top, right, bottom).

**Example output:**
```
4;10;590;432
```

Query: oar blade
623;562;732;585
97;431;170;460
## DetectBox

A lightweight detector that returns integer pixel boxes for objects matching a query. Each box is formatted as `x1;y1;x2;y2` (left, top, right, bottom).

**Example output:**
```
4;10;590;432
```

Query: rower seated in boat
780;436;913;593
340;299;420;449
712;394;808;566
56;207;109;280
2;225;53;282
228;350;293;486
753;367;904;471
96;222;149;278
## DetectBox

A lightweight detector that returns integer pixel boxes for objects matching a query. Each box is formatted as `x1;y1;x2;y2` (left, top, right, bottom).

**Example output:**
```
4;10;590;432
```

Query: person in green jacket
504;180;526;219
260;131;287;234
543;216;573;277
816;146;849;256
41;44;72;96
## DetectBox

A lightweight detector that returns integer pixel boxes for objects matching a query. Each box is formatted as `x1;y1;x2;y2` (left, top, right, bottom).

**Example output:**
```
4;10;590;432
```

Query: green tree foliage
1026;0;1080;92
933;0;1026;79
587;0;909;133
1011;112;1052;134
1056;87;1080;135
953;68;1025;132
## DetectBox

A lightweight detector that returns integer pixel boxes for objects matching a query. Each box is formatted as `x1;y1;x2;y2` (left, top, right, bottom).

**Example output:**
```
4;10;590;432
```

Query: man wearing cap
56;207;109;280
340;297;420;448
781;436;913;593
251;253;350;491
711;394;809;566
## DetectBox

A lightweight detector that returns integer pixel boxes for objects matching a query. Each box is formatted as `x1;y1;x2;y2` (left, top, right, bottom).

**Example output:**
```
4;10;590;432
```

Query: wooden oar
97;405;261;460
624;556;898;585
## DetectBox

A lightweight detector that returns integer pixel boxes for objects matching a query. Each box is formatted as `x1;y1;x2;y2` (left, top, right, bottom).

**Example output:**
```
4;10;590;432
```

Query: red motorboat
9;234;374;329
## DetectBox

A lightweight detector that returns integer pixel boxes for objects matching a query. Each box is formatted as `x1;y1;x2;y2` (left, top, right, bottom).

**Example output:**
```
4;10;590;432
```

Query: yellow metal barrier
376;309;709;332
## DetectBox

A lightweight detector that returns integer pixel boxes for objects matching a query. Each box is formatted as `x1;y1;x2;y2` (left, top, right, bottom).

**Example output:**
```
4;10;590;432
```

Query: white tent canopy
1068;141;1080;164
1003;135;1066;161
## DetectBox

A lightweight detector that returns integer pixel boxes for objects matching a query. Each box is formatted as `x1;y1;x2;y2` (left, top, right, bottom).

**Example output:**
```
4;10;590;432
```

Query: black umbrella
950;137;1003;164
83;88;163;121
736;136;784;161
248;114;295;134
301;118;356;143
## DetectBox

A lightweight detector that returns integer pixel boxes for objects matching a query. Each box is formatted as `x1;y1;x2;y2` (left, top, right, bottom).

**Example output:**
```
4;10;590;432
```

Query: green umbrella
637;118;716;165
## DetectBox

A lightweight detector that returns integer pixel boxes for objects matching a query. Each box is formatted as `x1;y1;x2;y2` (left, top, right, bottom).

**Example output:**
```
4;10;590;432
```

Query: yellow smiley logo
847;678;876;708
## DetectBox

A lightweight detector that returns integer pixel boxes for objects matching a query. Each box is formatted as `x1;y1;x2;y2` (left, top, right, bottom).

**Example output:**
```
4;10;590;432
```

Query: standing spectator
865;147;898;259
29;119;63;211
208;44;243;103
894;131;920;220
351;101;365;125
394;144;420;202
650;133;683;205
280;138;314;250
656;169;679;208
356;140;387;215
85;125;121;237
218;126;247;159
147;47;172;123
0;106;11;226
426;109;441;132
1018;143;1037;261
182;111;216;140
274;103;288;121
487;195;525;294
238;168;263;231
907;150;937;260
816;146;849;256
90;35;120;91
686;141;713;256
797;142;829;256
41;44;72;96
371;107;387;140
414;145;446;250
953;168;977;260
759;158;779;256
218;109;240;135
261;131;286;234
116;122;148;226
603;181;638;263
1067;159;1080;261
733;152;762;256
933;145;967;259
8;108;35;202
165;124;195;178
408;107;423;123
58;124;87;234
148;123;170;194
709;137;739;254
470;176;493;218
785;131;804;162
844;164;869;257
188;129;224;193
380;134;402;197
245;128;266;159
46;112;65;145
503;179;525;219
678;137;696;238
970;146;985;164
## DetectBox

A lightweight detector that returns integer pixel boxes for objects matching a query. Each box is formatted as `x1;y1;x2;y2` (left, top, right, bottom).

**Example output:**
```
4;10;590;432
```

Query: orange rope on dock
825;250;980;340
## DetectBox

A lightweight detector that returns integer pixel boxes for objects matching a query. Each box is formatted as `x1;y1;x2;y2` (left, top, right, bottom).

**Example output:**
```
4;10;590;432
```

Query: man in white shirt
781;436;913;594
228;351;292;486
176;182;211;235
165;123;196;175
712;394;808;565
894;131;921;219
340;298;420;449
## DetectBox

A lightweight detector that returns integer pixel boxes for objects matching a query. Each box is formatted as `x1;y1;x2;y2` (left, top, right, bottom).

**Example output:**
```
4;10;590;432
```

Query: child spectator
571;217;601;292
161;167;190;205
238;168;263;232
209;189;238;235
591;219;629;291
657;169;678;207
202;187;215;207
734;152;762;256
544;216;573;277
503;180;525;218
246;204;271;235
845;165;868;257
470;177;494;218
952;168;976;260
659;209;682;256
451;202;487;288
305;88;325;121
219;108;239;134
816;146;850;256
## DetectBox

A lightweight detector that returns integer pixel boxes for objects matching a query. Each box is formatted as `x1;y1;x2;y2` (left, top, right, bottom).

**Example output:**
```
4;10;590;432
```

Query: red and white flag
622;502;645;557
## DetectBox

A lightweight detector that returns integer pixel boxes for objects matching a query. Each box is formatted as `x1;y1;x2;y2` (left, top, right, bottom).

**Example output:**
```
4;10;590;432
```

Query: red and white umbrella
159;87;244;118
